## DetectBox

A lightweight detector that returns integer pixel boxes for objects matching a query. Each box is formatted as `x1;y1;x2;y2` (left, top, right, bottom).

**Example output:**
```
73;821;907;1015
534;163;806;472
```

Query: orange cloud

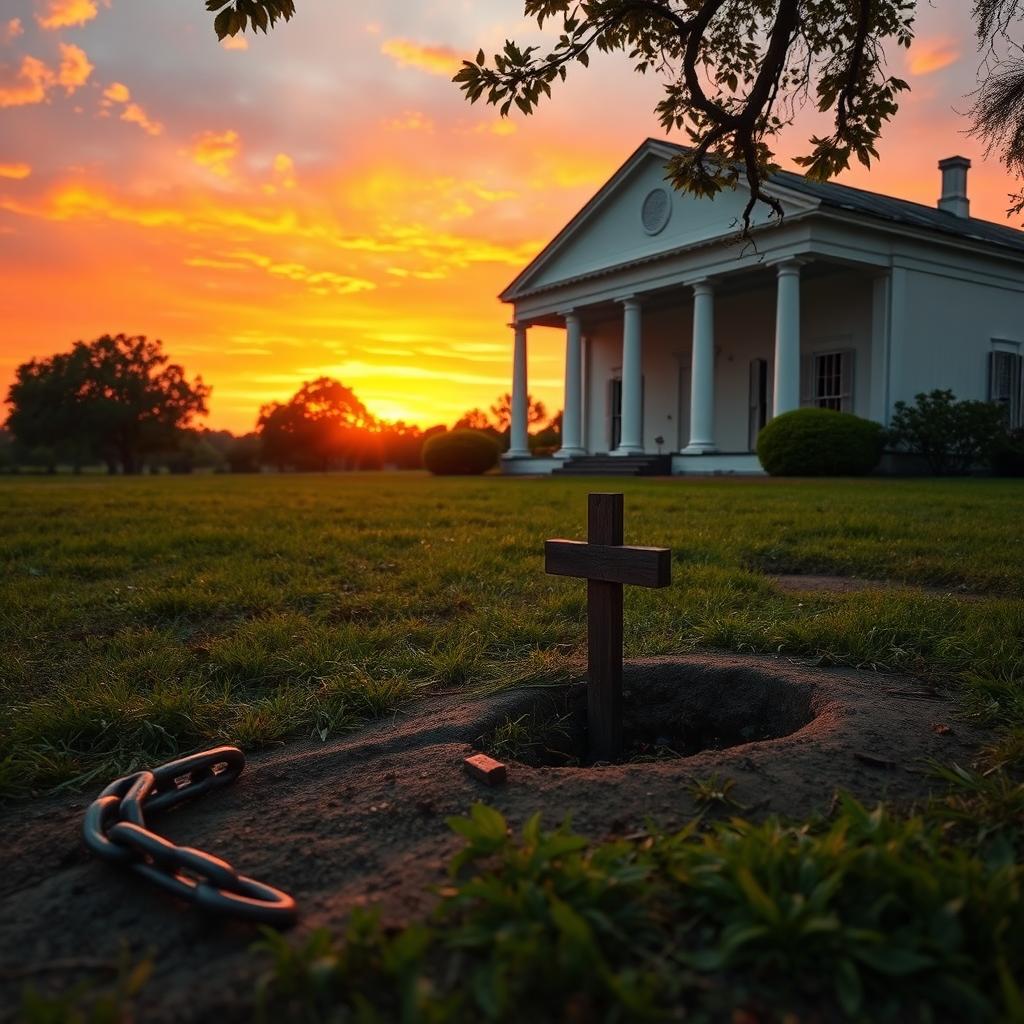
1;18;23;44
121;101;162;135
36;0;99;30
272;153;295;188
0;162;31;179
0;45;92;106
380;39;462;77
102;81;130;104
203;249;376;296
0;55;55;107
478;120;517;137
191;129;241;177
909;38;961;76
386;110;435;133
221;35;248;51
57;43;92;93
100;81;163;134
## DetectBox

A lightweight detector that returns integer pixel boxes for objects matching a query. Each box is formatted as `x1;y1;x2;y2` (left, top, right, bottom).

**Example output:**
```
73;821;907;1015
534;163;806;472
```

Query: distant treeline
1;334;561;474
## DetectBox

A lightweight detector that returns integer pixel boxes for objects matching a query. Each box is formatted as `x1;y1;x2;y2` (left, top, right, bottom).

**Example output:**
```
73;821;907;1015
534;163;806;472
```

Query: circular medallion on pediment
641;187;672;235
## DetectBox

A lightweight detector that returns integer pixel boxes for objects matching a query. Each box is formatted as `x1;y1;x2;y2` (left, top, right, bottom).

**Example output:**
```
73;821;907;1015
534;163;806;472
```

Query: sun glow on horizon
0;4;1018;433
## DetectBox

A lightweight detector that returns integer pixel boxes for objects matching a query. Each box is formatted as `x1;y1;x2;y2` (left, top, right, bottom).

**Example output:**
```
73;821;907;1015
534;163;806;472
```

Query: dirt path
770;573;988;599
0;653;983;1022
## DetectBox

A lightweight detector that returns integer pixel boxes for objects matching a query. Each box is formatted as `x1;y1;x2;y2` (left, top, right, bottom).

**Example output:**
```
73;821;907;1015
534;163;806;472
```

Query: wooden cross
545;493;671;761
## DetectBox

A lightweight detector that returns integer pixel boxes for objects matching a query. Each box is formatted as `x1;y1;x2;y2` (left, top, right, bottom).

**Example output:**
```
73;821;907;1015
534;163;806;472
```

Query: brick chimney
938;156;971;218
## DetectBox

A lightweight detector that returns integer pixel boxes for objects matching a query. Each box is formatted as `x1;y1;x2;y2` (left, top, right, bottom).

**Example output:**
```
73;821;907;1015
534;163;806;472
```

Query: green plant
18;952;151;1024
422;430;500;476
887;390;1008;476
687;773;740;809
255;796;1024;1022
756;408;884;477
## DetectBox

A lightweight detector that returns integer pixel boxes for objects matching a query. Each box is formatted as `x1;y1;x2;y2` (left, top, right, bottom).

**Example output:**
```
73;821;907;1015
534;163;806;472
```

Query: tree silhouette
258;376;377;471
453;408;493;431
5;335;209;473
489;392;547;431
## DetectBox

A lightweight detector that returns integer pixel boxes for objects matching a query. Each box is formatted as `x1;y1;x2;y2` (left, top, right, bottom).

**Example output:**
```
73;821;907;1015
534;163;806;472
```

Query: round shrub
422;429;500;476
756;408;883;476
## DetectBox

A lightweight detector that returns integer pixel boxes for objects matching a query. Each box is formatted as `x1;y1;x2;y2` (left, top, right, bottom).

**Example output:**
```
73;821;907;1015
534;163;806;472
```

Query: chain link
82;747;297;927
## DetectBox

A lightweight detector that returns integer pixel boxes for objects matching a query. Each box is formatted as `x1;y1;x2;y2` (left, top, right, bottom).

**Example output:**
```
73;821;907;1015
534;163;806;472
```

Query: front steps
551;453;672;477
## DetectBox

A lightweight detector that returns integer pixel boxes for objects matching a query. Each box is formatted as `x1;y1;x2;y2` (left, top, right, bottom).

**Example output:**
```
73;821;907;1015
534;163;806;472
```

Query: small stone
464;753;508;786
932;723;953;735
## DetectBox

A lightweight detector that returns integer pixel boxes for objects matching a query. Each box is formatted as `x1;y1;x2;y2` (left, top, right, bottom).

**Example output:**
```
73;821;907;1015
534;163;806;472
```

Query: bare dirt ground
771;574;986;599
0;653;984;1022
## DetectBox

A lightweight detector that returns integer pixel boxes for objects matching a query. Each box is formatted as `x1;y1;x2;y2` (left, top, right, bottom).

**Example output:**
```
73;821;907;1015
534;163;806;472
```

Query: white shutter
800;355;814;407
988;351;999;403
1016;353;1024;428
840;349;855;413
605;378;614;453
748;360;759;449
988;350;1024;428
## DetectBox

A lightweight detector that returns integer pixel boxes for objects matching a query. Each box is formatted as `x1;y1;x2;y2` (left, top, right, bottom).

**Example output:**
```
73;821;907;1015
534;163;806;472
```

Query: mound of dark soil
0;653;981;1023
475;661;815;766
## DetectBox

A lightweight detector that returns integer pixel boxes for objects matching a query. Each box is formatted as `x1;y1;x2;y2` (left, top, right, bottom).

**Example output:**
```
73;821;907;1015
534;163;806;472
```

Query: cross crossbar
544;493;672;761
544;540;671;589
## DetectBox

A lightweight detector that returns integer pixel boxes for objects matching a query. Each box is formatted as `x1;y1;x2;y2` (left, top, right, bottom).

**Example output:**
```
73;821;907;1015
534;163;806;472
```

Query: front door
748;358;769;450
608;377;622;451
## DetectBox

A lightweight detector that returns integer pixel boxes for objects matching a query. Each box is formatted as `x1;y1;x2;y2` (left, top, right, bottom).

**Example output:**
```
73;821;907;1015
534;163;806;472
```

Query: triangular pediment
501;139;814;300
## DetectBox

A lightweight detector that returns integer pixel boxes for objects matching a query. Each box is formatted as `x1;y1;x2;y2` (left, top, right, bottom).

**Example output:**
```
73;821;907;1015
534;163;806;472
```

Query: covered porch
503;256;891;476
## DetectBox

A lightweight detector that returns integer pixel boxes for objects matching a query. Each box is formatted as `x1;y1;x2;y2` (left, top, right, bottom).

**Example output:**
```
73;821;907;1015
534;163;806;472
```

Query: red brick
463;753;507;786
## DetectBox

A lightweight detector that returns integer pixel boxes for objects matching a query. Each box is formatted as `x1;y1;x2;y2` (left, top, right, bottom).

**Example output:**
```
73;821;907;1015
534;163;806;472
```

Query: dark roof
772;167;1024;255
657;138;1024;257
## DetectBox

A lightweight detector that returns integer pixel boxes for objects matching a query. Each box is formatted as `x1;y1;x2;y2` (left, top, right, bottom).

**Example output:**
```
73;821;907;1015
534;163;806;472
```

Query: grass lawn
4;473;1024;1021
3;472;1023;796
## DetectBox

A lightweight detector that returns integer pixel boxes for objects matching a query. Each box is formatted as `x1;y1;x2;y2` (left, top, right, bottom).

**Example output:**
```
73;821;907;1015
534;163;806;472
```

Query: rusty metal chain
82;747;297;927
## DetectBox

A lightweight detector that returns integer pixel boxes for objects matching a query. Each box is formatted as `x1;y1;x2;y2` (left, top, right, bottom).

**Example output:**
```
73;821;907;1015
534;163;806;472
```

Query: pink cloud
1;18;23;44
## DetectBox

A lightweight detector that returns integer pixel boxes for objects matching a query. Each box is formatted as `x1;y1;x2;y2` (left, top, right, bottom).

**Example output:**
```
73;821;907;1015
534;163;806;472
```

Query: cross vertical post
587;493;624;761
545;493;671;763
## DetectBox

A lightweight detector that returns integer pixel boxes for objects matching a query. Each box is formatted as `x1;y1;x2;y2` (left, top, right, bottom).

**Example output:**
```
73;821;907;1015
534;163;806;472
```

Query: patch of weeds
17;952;151;1024
255;793;1024;1022
482;706;578;766
687;773;740;810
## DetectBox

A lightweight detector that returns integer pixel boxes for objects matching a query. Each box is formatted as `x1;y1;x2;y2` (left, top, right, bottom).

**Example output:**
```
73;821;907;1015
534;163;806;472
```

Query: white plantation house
500;139;1024;475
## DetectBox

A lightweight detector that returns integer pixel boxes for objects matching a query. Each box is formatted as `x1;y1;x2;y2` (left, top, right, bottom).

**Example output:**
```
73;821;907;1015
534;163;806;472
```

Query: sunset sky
1;1;1020;433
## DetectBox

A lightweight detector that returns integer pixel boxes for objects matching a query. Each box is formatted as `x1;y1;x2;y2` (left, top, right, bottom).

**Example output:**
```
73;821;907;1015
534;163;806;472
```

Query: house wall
890;263;1024;410
580;271;876;454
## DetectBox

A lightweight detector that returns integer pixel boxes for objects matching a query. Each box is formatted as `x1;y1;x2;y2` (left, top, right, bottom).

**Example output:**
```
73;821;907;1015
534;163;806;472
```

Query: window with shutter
989;349;1024;428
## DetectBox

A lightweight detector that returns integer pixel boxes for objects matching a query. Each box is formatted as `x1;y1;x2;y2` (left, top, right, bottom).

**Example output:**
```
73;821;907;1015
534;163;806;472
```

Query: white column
505;322;530;458
613;297;644;455
773;260;803;417
555;311;585;458
683;280;717;453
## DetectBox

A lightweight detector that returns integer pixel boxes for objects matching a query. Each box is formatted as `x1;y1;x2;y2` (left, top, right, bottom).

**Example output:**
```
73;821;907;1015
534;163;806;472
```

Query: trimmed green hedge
423;429;500;476
757;408;883;476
